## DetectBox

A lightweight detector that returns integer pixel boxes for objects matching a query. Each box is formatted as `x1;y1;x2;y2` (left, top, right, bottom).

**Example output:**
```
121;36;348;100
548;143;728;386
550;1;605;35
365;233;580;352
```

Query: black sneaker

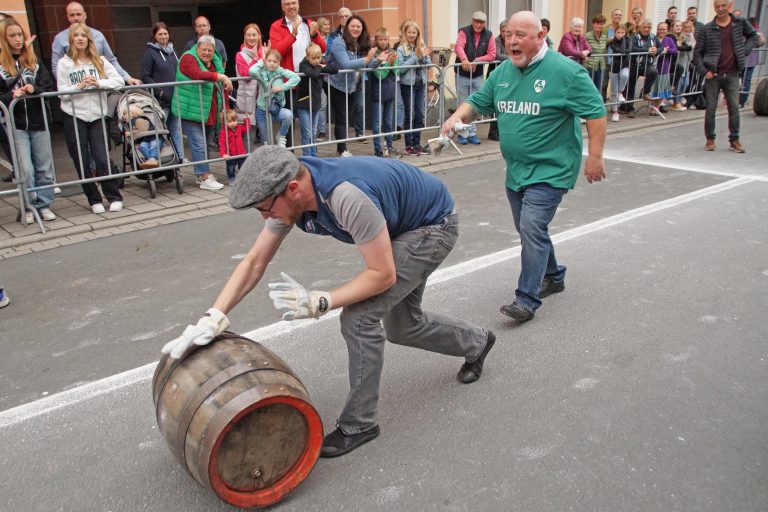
539;278;565;299
500;301;534;322
320;426;380;458
417;145;430;155
457;331;496;384
392;130;402;141
316;132;326;141
374;149;384;157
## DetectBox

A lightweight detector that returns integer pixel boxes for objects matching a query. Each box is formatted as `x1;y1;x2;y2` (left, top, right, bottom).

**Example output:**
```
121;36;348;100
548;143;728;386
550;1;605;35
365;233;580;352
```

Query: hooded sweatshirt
140;42;179;108
56;55;124;122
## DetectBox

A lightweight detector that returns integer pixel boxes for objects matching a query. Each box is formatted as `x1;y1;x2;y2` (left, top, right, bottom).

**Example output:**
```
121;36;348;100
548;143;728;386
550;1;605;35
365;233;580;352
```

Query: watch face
318;296;329;312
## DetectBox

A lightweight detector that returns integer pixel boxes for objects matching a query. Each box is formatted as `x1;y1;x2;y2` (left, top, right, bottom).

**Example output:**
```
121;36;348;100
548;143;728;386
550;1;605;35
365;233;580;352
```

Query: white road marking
0;175;755;429
592;152;768;181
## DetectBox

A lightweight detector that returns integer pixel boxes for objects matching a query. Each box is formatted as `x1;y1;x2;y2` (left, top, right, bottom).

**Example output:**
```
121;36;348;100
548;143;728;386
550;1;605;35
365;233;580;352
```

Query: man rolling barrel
162;146;496;458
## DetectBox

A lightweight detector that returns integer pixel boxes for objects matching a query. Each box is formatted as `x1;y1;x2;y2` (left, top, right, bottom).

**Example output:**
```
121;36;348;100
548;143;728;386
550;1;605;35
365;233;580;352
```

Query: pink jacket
219;124;247;156
558;32;592;62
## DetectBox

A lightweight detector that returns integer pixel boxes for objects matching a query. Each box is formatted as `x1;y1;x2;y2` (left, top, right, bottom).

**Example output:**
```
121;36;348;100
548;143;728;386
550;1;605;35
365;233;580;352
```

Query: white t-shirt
287;17;311;71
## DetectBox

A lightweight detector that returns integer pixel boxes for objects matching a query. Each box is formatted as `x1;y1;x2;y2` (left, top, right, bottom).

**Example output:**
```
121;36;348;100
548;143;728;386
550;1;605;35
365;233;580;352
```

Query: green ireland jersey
467;50;605;191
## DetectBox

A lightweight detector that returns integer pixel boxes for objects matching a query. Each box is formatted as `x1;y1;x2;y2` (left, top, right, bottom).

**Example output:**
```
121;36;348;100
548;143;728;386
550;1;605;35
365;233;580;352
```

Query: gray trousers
337;213;489;434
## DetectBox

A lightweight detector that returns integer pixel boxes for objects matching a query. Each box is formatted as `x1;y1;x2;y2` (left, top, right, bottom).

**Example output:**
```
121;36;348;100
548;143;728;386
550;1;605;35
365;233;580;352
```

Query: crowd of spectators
0;2;766;222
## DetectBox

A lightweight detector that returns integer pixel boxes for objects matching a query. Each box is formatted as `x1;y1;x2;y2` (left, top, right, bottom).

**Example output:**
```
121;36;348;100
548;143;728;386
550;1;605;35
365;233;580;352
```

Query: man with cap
162;147;496;458
453;11;497;144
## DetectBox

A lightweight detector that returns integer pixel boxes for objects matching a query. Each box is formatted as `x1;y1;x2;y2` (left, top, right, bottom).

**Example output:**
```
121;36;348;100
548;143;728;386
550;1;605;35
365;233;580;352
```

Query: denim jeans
181;120;211;175
162;106;184;160
401;83;425;148
704;72;740;142
609;69;630;113
226;156;244;181
455;74;484;136
13;129;55;210
337;214;489;434
673;73;689;105
395;84;404;129
297;108;320;157
626;62;658;111
506;184;567;312
255;99;293;144
138;137;160;160
316;88;328;134
740;66;755;106
371;98;394;151
353;84;365;135
588;69;604;93
62;113;122;205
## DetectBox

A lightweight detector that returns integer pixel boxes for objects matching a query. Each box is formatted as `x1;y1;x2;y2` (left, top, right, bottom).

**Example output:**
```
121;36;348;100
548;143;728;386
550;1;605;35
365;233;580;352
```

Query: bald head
505;11;545;68
66;2;87;25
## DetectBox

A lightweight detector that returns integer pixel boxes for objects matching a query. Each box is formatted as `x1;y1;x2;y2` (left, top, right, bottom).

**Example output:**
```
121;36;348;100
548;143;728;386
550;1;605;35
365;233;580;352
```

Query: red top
179;53;220;125
219;123;247;156
268;17;327;72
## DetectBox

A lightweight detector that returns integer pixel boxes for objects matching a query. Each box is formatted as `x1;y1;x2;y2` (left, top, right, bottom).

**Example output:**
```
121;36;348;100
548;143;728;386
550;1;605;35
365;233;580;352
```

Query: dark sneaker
705;139;715;151
729;140;745;153
627;110;636;119
500;301;534;322
405;146;421;156
417;145;430;155
320;426;380;458
316;132;326;141
374;149;384;157
457;135;467;145
392;130;402;141
457;331;496;384
467;135;481;145
539;278;565;299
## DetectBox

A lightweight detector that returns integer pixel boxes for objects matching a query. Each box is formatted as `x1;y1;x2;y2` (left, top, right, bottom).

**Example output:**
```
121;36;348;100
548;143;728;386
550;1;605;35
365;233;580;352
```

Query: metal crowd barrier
2;49;765;233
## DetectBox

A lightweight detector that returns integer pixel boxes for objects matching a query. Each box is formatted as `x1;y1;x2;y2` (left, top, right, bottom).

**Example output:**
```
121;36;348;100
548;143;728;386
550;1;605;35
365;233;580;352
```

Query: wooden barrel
152;332;323;508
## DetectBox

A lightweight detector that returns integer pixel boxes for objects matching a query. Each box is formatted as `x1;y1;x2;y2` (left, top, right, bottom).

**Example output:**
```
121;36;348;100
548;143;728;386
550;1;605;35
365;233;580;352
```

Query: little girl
397;20;431;156
218;109;247;184
249;49;299;148
671;20;695;111
608;25;631;122
651;22;676;114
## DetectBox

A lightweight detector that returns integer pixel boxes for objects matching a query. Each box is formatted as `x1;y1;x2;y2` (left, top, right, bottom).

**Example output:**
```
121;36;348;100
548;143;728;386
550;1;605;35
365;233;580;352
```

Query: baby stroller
117;89;183;198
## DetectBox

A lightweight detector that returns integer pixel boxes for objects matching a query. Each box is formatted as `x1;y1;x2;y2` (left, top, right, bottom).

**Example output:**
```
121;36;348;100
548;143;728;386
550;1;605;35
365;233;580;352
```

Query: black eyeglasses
254;195;279;213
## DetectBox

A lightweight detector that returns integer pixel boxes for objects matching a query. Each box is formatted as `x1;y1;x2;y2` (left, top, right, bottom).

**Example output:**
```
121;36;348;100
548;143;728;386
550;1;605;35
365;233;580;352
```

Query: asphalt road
1;114;767;511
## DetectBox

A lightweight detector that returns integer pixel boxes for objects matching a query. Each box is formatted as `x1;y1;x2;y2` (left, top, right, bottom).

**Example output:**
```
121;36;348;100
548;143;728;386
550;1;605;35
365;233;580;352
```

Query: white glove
268;272;332;321
161;308;231;359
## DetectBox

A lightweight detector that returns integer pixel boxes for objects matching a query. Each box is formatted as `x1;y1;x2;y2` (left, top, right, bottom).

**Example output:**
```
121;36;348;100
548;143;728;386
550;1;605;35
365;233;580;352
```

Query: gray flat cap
229;146;300;210
472;11;487;22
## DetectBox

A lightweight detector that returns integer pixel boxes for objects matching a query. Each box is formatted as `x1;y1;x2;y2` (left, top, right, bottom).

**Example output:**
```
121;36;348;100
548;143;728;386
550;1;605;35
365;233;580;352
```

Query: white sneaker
618;94;626;103
200;176;224;190
54;187;62;194
611;113;620;122
40;207;57;221
24;210;34;224
340;150;353;158
277;136;287;148
0;291;9;309
91;203;106;214
109;201;123;212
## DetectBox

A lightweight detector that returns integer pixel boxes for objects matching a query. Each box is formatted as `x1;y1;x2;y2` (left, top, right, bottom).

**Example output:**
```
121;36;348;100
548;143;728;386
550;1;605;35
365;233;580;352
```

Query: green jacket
248;61;300;111
171;45;224;123
585;31;608;70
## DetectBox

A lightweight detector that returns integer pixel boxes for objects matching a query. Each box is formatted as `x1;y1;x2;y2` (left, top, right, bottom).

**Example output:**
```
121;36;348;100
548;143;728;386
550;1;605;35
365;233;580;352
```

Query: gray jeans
704;72;741;142
337;213;490;434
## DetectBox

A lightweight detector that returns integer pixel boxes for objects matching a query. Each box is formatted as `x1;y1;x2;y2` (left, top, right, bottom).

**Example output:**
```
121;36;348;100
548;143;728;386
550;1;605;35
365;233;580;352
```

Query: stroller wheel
175;173;184;195
149;178;157;199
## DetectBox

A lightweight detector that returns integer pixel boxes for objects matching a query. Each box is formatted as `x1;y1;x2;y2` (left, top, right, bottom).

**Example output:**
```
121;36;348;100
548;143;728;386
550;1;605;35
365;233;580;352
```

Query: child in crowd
296;43;337;157
249;48;299;148
651;22;677;115
124;104;162;169
671;20;695;111
218;109;247;184
608;25;631;122
370;27;400;158
397;20;431;155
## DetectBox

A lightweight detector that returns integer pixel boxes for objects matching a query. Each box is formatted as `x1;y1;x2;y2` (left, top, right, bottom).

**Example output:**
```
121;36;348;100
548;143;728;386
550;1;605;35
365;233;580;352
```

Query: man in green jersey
443;10;606;322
